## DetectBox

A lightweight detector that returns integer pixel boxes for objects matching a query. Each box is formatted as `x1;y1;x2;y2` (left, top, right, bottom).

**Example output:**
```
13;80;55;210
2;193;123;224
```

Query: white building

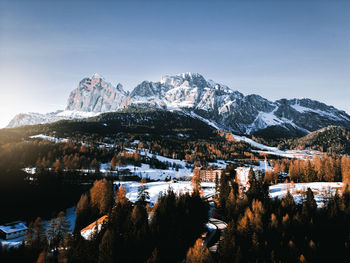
235;167;251;187
0;221;28;240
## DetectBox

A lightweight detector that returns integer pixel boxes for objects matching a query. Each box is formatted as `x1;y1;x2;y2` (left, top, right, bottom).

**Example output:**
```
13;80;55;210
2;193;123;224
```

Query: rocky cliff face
122;72;350;135
66;73;128;112
7;72;350;137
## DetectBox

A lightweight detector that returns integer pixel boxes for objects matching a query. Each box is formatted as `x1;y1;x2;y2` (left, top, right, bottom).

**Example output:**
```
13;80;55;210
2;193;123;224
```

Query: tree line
1;179;209;263
216;168;350;262
266;155;350;184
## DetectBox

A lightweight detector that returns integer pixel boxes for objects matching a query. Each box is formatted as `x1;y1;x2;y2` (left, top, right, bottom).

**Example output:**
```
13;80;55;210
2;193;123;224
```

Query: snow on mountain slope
228;133;323;159
231;134;281;152
6;110;100;128
189;111;221;130
6;73;350;135
125;73;350;135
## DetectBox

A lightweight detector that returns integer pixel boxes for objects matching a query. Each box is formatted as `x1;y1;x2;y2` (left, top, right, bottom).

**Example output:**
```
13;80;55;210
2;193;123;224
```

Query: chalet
194;167;223;182
0;221;28;240
80;215;108;240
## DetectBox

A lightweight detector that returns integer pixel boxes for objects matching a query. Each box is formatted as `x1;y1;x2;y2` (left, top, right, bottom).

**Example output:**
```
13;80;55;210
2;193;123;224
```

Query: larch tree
186;238;213;263
341;155;350;188
110;155;117;171
90;179;114;215
191;168;201;193
52;159;62;172
36;250;47;263
116;185;128;205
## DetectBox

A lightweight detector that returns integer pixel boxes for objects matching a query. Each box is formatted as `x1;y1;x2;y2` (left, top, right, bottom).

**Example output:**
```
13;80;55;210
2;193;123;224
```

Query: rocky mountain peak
6;73;350;137
66;73;127;112
160;72;207;89
91;72;104;80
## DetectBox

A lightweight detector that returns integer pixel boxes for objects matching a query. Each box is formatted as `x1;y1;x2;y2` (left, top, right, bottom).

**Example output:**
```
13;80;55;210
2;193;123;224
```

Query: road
207;218;227;253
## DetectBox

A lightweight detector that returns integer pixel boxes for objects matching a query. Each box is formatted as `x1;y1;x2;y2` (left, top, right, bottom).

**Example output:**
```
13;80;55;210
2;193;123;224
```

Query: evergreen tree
47;218;58;251
90;158;100;173
56;211;71;244
218;222;236;262
25;222;34;248
218;171;230;209
98;229;115;263
33;217;47;249
47;211;71;253
137;179;150;204
248;167;256;182
214;173;219;198
74;193;90;233
302;188;317;219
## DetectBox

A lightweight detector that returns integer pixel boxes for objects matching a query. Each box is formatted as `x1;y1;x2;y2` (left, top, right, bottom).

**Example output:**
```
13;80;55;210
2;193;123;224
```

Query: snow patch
269;182;343;207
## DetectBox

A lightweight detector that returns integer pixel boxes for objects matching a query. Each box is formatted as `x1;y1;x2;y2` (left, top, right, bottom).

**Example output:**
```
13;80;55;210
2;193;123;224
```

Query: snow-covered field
231;133;322;160
106;163;193;180
269;182;343;207
29;134;69;143
117;181;216;205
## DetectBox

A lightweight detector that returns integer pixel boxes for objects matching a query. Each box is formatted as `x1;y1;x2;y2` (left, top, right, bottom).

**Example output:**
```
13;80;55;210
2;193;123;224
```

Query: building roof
0;221;28;234
195;166;223;171
80;215;108;240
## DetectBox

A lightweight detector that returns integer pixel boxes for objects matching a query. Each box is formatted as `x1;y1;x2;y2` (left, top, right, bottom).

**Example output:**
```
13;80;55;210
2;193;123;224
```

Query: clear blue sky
0;0;349;128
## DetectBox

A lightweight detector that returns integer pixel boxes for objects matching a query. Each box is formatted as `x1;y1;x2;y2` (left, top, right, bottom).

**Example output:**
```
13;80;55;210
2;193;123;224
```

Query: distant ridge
7;73;350;138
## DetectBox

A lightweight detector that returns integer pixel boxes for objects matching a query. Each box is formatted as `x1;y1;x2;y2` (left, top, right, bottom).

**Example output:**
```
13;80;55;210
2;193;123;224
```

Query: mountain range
7;72;350;138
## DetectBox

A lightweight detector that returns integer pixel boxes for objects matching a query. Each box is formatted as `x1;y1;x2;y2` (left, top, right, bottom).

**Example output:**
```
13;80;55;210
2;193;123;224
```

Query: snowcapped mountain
66;73;128;112
6;72;350;137
123;72;350;135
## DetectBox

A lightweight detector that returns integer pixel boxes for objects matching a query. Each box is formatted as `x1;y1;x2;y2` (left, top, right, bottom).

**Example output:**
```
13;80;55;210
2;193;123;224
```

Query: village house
0;221;28;240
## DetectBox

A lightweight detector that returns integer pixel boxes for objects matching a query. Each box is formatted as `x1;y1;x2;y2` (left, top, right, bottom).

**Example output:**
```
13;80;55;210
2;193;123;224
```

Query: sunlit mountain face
1;1;350;262
7;73;350;141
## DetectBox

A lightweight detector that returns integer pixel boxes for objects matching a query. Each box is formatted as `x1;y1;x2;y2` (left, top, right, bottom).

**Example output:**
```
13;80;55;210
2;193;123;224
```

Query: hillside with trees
1;110;350;263
253;126;350;155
